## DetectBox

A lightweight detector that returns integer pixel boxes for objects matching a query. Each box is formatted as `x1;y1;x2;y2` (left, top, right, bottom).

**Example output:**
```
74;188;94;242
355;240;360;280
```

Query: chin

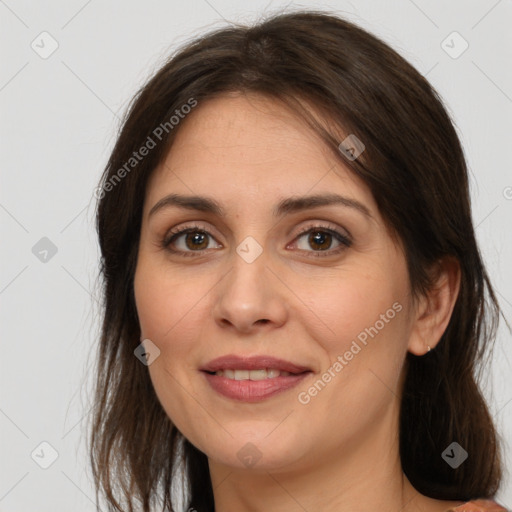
200;428;310;472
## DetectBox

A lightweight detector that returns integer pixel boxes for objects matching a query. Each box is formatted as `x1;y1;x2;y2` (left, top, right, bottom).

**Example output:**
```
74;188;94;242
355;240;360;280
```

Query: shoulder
448;499;509;512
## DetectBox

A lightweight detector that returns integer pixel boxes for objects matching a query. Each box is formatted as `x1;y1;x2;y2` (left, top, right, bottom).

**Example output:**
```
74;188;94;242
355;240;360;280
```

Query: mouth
203;368;303;379
200;354;313;402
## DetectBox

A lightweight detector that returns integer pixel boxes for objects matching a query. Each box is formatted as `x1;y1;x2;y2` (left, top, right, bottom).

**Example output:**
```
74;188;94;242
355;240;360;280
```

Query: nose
212;249;288;334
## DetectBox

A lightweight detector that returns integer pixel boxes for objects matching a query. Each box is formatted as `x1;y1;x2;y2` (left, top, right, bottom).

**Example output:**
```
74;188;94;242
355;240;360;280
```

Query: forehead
144;93;378;218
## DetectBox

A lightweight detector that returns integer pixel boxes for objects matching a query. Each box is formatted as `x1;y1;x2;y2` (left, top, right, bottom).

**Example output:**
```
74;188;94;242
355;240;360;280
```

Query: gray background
1;0;511;510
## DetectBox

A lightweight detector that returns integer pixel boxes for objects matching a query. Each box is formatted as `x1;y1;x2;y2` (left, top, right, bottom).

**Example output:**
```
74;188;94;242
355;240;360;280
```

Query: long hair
89;10;505;511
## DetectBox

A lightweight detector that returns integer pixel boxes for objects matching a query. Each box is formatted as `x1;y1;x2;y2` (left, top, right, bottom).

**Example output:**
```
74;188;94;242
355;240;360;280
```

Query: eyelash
161;222;352;258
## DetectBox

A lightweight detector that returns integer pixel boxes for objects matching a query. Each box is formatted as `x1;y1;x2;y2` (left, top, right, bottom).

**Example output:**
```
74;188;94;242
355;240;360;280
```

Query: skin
134;92;462;512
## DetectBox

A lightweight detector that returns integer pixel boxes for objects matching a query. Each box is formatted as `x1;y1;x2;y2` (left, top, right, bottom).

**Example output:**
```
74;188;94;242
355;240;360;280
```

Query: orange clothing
450;499;509;511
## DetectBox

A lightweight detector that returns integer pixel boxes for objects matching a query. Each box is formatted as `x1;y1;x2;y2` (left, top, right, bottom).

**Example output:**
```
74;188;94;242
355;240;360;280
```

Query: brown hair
89;10;506;511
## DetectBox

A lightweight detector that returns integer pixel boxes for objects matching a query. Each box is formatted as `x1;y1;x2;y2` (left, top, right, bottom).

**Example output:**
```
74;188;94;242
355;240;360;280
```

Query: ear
407;256;461;356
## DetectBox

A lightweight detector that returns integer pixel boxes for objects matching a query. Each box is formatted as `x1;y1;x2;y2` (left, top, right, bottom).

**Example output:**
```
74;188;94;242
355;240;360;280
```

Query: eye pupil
186;232;208;250
309;231;331;250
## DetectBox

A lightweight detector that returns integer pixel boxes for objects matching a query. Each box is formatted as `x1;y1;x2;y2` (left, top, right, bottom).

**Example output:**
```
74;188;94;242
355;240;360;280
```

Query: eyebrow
148;193;372;220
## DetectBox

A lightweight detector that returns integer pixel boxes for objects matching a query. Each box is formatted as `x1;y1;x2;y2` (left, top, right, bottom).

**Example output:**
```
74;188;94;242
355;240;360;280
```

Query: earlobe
407;257;461;356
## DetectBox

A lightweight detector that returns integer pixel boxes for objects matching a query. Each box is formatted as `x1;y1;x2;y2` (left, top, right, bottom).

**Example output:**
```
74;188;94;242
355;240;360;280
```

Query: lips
200;354;313;402
200;354;311;374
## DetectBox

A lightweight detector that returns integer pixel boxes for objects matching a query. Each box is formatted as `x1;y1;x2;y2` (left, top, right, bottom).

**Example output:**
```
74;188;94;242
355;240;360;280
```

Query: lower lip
202;371;311;402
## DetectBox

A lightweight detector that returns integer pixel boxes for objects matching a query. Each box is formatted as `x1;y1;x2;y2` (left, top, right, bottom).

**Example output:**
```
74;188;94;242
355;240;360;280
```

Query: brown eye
292;225;352;258
183;231;209;250
162;223;351;259
163;225;221;255
305;231;334;251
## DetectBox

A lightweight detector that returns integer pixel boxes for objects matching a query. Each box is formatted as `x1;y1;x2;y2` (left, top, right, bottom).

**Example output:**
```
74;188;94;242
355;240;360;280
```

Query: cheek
134;259;218;362
295;276;408;435
299;261;406;349
133;261;213;434
295;260;409;404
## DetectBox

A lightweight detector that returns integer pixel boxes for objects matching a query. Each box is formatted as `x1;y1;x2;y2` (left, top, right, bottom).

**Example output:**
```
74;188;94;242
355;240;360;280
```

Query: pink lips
200;354;311;374
200;354;312;402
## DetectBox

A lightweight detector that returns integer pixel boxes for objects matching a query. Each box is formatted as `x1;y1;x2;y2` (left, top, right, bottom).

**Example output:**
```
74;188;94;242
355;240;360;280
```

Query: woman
89;10;509;512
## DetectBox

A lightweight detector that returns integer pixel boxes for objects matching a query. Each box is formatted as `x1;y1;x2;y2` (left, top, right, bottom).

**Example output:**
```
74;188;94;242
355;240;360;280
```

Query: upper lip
200;355;312;374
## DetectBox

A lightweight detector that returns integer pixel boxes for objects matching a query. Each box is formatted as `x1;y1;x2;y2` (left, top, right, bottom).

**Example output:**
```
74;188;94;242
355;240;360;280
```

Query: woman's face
134;93;418;473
